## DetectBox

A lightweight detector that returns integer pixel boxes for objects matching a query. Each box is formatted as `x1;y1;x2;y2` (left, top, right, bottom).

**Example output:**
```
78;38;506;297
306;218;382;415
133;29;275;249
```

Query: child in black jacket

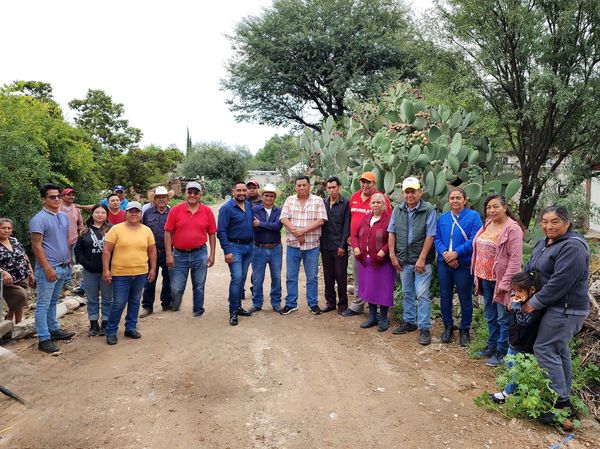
489;271;545;403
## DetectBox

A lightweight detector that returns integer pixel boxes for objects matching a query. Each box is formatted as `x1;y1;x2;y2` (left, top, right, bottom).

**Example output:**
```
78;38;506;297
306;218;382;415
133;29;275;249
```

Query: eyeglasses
46;195;62;200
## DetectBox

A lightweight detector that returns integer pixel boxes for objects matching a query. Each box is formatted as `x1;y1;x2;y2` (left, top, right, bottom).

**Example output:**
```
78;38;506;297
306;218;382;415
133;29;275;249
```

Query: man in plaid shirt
279;175;328;315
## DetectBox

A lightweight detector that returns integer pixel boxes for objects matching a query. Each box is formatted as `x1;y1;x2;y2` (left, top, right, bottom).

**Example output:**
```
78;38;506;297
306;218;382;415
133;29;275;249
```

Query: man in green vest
388;176;437;345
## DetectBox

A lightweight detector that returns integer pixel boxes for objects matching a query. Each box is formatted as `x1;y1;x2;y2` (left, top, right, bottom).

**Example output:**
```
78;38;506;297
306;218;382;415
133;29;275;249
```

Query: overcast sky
2;0;432;154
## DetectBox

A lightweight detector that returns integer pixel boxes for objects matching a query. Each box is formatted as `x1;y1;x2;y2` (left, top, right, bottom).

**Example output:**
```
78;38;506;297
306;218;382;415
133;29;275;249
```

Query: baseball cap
402;176;421;191
246;179;259;188
62;187;75;195
359;172;376;183
113;185;126;192
125;201;142;211
186;181;202;191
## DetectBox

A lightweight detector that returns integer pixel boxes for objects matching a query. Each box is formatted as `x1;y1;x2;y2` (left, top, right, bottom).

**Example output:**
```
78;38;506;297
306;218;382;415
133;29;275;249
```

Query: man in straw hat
140;186;174;317
249;183;283;313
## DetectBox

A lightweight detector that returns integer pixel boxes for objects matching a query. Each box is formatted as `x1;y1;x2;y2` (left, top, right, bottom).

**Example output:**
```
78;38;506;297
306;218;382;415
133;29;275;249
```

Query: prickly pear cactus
298;83;520;216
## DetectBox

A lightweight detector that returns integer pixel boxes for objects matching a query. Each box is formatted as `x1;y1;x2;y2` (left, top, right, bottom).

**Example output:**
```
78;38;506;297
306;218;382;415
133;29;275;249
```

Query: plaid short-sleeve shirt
280;194;328;250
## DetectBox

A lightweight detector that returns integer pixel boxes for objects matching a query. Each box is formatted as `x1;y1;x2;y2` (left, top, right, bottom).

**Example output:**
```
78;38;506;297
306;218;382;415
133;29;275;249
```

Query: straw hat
259;183;281;196
148;185;175;201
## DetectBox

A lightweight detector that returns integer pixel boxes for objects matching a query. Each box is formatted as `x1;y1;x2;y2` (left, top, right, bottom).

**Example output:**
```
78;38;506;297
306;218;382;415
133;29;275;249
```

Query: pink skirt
357;256;396;307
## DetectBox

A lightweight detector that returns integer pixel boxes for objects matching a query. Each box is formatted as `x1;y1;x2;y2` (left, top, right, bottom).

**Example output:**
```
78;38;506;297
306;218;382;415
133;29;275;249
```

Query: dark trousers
142;251;172;311
321;249;348;310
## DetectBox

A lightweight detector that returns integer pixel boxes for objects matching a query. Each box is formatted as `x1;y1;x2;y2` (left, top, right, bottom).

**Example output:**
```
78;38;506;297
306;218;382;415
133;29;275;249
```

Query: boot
459;330;470;347
98;320;107;336
88;320;100;337
378;306;389;332
360;304;378;329
440;325;453;343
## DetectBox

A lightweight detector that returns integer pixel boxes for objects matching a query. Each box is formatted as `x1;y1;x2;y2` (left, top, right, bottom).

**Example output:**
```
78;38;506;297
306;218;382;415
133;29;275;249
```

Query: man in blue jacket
217;181;254;325
249;184;283;313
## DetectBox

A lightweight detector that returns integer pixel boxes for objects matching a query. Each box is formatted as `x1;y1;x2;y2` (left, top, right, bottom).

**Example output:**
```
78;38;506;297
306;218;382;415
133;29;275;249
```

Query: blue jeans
400;264;433;330
481;279;511;354
285;246;319;309
83;269;112;321
169;246;208;314
227;243;254;313
504;346;520;394
251;244;282;309
34;264;70;342
142;251;172;311
438;263;474;331
105;274;146;336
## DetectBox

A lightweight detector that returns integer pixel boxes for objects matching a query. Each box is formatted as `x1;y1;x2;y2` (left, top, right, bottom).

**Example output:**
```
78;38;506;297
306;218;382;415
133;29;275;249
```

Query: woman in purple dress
351;193;396;332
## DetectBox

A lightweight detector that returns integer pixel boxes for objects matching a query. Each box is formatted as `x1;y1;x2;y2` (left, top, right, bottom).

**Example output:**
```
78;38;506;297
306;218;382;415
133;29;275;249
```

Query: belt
174;245;206;252
230;238;252;245
254;242;281;249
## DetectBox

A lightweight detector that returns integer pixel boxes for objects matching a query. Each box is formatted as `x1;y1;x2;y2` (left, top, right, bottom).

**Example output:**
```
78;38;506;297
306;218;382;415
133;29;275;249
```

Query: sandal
489;391;509;404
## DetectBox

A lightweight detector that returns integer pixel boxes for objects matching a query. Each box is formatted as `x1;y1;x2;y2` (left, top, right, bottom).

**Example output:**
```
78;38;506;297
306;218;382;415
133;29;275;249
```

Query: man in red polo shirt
342;171;392;317
164;181;216;316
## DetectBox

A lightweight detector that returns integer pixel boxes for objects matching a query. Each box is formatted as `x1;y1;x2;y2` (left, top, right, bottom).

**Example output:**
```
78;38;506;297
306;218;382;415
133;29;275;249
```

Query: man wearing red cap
246;180;262;207
342;172;391;317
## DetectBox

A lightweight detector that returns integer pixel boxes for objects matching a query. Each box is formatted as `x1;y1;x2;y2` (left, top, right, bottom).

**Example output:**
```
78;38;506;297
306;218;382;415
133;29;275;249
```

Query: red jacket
351;211;391;267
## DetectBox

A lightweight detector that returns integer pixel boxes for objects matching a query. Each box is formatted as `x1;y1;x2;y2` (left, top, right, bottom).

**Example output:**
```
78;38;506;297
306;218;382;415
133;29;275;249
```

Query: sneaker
489;391;509;404
272;305;282;313
440;325;453;343
139;308;153;318
249;305;262;313
193;310;204;317
419;329;432;345
341;308;361;317
459;331;470;347
486;352;504;367
474;346;496;358
279;305;298;315
237;307;252;317
309;305;322;315
106;335;118;345
392;322;418;335
321;305;336;313
229;312;238;326
50;329;75;340
124;329;142;339
38;339;59;353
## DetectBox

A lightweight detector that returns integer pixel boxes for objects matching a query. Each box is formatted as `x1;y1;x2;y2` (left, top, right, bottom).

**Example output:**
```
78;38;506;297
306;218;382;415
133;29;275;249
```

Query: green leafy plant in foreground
475;353;579;426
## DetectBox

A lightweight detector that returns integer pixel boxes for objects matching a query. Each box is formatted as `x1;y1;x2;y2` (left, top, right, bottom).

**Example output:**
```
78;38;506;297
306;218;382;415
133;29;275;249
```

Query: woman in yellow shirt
102;202;156;345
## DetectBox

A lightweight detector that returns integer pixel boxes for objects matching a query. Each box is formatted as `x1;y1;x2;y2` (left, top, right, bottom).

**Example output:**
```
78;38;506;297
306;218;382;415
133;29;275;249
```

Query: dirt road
1;207;599;448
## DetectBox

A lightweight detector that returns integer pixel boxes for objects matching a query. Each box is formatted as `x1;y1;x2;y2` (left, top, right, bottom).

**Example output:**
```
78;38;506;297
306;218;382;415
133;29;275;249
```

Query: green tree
0;92;98;243
251;134;301;176
106;145;183;195
179;142;248;196
68;89;142;156
222;0;418;130
435;0;600;225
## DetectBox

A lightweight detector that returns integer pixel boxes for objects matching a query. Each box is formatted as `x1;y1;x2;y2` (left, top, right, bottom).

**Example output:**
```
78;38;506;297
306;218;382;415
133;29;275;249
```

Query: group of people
0;173;590;424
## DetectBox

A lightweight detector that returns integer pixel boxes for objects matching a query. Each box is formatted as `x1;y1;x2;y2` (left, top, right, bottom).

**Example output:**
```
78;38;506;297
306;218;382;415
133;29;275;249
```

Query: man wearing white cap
140;186;174;317
388;176;437;345
165;181;217;316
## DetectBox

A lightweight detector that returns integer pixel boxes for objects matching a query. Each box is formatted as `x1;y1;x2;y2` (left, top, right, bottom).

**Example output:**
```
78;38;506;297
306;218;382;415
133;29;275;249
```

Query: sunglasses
46;195;62;200
186;189;200;195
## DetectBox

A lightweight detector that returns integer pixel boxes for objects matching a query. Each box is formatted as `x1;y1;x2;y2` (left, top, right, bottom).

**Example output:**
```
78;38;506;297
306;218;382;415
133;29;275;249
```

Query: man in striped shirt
279;176;328;315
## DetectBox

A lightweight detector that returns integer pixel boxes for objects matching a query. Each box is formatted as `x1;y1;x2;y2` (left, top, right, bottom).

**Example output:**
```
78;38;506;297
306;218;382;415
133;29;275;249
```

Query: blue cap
113;185;126;192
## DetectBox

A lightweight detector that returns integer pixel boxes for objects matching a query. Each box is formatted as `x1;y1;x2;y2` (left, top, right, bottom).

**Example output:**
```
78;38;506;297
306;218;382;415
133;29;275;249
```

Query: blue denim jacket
252;205;282;245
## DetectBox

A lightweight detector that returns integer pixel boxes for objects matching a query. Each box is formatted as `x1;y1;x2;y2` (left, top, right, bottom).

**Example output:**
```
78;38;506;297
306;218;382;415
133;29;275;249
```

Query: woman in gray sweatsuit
521;206;589;423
